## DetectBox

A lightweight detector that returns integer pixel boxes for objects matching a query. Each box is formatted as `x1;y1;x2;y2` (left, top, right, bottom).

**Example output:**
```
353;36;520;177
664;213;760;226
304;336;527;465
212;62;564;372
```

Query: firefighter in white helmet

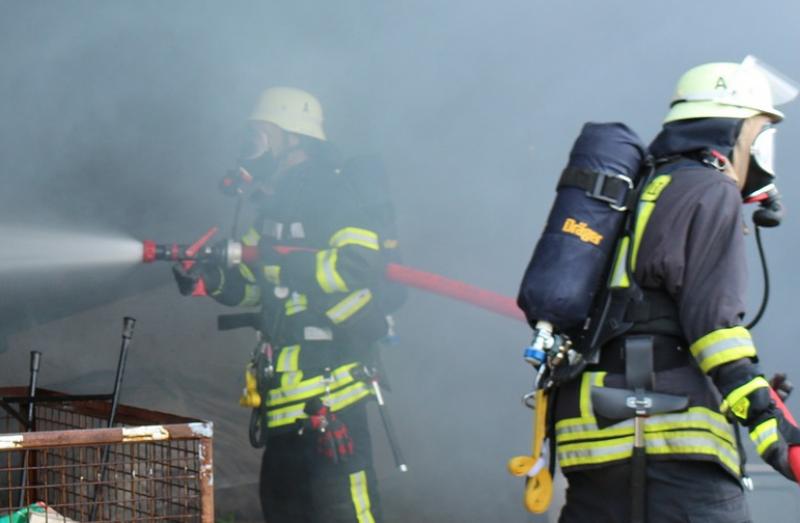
175;87;403;522
552;57;800;522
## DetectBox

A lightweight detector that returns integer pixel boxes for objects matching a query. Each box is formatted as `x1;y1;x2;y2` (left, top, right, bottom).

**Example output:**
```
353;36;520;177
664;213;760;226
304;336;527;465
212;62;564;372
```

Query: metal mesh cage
0;388;213;523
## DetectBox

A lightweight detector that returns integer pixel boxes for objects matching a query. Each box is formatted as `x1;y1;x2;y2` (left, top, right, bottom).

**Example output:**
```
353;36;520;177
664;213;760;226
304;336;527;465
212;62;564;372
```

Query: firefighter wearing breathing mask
174;87;392;522
555;57;800;522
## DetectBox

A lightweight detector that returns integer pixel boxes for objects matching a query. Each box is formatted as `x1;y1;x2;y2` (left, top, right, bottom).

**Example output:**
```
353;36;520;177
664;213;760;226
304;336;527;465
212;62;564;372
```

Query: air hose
507;389;553;513
746;226;769;330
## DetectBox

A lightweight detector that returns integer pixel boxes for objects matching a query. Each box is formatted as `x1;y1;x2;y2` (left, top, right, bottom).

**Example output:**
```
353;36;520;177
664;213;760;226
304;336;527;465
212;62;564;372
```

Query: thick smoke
1;1;800;521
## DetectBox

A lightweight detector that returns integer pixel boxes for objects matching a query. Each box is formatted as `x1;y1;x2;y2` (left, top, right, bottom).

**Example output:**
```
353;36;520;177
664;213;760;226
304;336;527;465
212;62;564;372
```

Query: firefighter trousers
259;401;382;523
558;460;751;523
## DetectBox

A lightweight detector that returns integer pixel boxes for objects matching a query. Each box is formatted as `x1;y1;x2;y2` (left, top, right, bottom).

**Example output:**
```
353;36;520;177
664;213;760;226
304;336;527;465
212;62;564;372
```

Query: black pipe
18;351;41;508
89;317;136;521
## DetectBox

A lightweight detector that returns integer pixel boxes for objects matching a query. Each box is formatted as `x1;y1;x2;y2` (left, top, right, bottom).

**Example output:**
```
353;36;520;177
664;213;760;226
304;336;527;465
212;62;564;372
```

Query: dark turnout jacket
554;120;757;479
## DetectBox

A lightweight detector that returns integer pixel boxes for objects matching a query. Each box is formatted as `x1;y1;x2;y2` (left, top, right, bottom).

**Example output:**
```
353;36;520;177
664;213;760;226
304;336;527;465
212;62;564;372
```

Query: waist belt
591;334;689;374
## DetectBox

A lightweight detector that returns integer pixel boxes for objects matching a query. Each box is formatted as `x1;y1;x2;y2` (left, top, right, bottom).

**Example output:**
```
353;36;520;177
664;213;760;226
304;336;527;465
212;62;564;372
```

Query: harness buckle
588;172;634;211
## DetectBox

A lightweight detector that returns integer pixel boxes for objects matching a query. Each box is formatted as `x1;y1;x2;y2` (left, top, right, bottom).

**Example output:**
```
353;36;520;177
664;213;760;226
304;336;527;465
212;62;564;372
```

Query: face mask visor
742;125;777;202
240;124;271;161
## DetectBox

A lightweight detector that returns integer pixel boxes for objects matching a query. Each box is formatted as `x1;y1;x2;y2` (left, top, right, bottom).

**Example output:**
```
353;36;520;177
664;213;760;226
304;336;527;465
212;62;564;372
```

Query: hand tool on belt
590;335;689;523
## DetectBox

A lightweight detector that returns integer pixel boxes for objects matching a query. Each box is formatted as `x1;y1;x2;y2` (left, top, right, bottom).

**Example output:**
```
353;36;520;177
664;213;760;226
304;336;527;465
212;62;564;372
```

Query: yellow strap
506;390;553;514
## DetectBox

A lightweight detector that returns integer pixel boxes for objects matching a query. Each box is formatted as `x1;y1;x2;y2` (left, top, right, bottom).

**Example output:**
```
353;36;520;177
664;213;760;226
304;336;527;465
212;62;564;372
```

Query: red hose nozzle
142;240;157;263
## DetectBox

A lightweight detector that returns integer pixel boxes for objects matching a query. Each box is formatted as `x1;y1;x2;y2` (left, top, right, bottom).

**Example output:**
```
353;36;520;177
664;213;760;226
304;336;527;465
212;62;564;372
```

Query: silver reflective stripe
304;326;333;341
350;470;376;523
329;382;372;412
267;365;354;406
275;345;301;372
267;404;305;427
262;220;284;240
693;337;754;365
645;432;740;475
290;222;305;239
319;250;347;293
326;289;373;324
331;228;379;250
559;431;740;474
750;420;779;455
557;409;735;445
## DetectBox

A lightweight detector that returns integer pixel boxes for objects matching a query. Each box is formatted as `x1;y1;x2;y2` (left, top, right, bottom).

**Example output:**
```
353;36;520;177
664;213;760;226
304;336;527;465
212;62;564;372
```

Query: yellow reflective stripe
556;407;736;446
644;430;740;476
750;418;779;456
239;263;257;283
631;175;672;272
722;376;770;420
265;381;372;428
263;265;281;285
349;471;376;523
631;201;656;272
275;345;301;373
556;407;736;445
609;237;631;289
285;293;308;316
558;429;739;475
330;227;380;251
328;381;373;413
326;289;373;324
241;227;261;246
238;284;261;307
640;175;672;202
577;372;605;419
316;249;348;293
280;371;304;387
690;326;757;373
266;403;306;428
209;267;225;296
266;363;357;407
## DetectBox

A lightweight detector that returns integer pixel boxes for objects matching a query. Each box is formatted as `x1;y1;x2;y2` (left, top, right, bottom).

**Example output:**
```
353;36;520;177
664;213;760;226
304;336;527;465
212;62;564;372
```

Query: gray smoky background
1;1;800;521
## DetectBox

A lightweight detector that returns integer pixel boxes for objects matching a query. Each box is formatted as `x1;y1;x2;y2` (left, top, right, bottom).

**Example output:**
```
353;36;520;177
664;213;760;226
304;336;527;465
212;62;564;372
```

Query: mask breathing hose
745;225;769;329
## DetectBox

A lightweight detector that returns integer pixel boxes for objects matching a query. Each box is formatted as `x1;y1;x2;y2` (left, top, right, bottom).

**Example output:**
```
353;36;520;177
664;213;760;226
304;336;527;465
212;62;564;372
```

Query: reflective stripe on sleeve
239;263;257;283
326;289;373;324
238;284;261;307
690;326;757;373
316;249;348;293
330;227;380;250
350;470;376;523
750;418;779;456
722;376;771;421
285;293;308;316
241;227;261;246
275;345;301;373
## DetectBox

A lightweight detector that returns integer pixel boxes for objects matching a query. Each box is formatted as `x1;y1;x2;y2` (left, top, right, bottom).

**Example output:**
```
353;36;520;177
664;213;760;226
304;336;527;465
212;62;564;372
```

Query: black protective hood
649;118;744;161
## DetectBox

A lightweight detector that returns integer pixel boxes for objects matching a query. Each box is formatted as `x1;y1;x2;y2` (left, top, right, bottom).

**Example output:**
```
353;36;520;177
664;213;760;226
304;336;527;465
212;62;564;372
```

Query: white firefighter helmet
664;56;799;123
249;87;326;141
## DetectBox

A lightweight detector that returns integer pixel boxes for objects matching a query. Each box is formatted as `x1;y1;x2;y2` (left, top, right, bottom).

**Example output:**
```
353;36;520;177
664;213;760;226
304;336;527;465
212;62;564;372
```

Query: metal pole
370;378;407;472
17;351;41;509
89;317;136;521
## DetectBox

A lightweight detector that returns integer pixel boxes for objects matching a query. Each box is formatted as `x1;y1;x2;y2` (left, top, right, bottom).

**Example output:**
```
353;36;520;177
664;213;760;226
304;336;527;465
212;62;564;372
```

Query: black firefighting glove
716;361;800;481
771;373;794;402
171;261;222;296
303;398;354;463
748;410;800;481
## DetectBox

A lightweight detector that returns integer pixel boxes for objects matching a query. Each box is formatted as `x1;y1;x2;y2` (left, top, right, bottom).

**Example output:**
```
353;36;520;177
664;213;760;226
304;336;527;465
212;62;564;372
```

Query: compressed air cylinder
517;123;647;332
